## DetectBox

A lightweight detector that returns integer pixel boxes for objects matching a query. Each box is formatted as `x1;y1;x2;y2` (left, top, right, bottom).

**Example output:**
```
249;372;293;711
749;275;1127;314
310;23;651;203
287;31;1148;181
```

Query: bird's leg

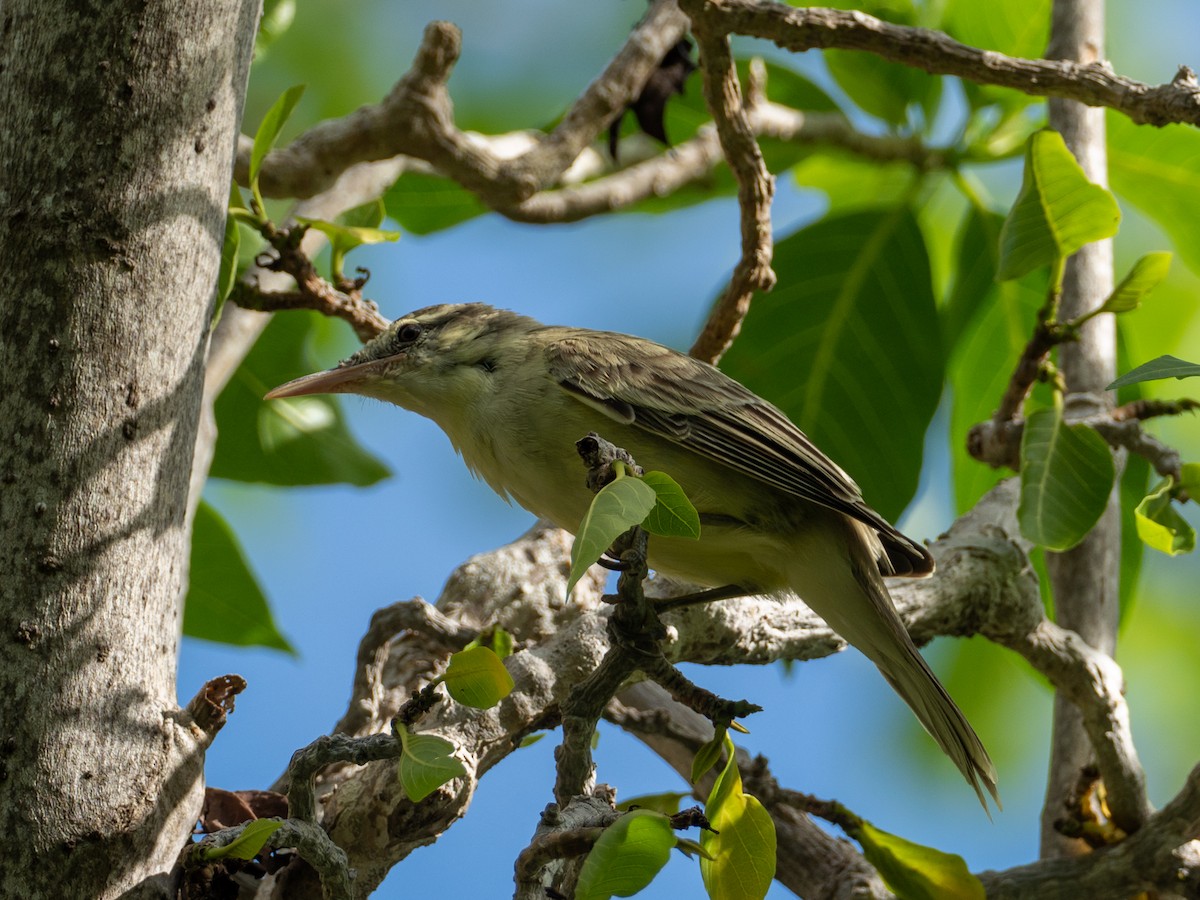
654;584;747;613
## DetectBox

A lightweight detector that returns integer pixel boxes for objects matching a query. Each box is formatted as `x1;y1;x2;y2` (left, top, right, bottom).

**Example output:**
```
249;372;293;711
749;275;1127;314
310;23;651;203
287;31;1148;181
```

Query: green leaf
641;471;701;539
791;153;917;214
396;726;466;803
1018;406;1115;551
856;820;985;900
212;311;390;486
1180;462;1200;496
295;213;399;278
184;501;294;653
1109;113;1200;276
567;476;658;596
1098;252;1172;315
699;736;776;900
518;733;546;748
201;818;283;861
1107;354;1200;390
691;725;727;785
383;171;489;236
1135;478;1196;556
575;810;677;900
998;131;1122;281
617;791;691;815
720;208;944;521
442;646;514;709
249;84;306;209
491;626;514;659
256;0;296;57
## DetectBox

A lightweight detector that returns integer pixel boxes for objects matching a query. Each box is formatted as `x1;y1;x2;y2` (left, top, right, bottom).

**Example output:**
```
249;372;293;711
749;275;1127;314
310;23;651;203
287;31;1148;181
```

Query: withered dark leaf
608;38;697;161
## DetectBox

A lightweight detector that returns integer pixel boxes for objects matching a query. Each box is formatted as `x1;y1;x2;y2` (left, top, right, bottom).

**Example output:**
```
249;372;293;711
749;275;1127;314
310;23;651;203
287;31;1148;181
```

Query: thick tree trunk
0;1;259;896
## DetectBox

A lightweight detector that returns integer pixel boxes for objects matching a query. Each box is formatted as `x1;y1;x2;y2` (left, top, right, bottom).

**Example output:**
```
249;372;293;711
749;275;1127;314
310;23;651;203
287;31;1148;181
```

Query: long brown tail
786;518;999;809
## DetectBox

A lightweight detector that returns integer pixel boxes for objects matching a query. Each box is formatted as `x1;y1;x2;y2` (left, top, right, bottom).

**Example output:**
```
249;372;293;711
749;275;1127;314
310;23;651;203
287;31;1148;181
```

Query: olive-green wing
545;331;933;577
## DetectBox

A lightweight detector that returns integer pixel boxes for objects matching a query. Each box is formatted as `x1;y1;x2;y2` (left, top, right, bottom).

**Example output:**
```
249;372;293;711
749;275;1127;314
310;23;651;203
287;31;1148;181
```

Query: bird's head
265;303;538;411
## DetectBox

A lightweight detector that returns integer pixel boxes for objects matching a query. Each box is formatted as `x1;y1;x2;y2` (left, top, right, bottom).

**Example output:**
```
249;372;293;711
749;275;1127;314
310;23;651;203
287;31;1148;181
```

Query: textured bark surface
0;1;258;896
1039;0;1125;859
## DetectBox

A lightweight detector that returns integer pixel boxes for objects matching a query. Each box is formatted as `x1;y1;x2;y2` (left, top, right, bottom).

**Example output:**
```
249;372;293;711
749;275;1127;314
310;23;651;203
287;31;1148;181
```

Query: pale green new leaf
249;84;306;210
295;214;399;278
691;725;727;784
1018;406;1114;550
575;810;677;900
617;791;691;815
641;471;701;539
1107;354;1200;390
201;818;283;861
700;735;776;900
998;131;1121;281
442;646;514;709
567;477;657;597
1099;252;1172;315
396;727;466;803
1180;463;1200;496
857;820;985;900
1135;479;1196;556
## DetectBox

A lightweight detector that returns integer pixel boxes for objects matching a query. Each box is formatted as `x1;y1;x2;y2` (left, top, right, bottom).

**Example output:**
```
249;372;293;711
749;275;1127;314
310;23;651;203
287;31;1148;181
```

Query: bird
266;302;999;808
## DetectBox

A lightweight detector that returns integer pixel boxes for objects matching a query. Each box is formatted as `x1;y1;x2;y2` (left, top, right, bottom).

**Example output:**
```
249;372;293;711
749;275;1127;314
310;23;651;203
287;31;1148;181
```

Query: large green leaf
700;736;776;900
1109;114;1200;276
184;501;294;653
199;818;284;862
575;810;676;900
791;153;917;214
998;131;1121;281
383;171;490;236
211;311;390;486
945;209;1045;511
720;208;944;520
640;470;701;540
1018;405;1115;551
945;0;1050;112
857;820;985;900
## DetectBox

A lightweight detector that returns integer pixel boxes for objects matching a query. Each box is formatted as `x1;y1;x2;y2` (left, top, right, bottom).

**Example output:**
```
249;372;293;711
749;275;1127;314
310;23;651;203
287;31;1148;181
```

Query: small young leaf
294;215;399;279
1018;405;1114;551
491;626;514;659
184;501;294;653
1135;478;1196;556
691;725;727;785
700;735;776;900
1098;252;1172;315
856;820;985;900
442;645;514;709
1107;354;1200;390
396;726;466;802
673;838;715;860
201;818;283;861
518;733;546;749
575;809;677;900
1179;462;1200;496
249;84;306;209
215;203;241;308
641;471;701;539
567;477;657;597
998;130;1121;281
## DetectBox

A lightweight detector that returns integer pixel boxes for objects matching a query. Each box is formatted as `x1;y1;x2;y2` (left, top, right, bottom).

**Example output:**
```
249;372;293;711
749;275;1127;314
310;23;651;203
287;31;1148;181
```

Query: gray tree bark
0;1;259;896
1039;0;1125;858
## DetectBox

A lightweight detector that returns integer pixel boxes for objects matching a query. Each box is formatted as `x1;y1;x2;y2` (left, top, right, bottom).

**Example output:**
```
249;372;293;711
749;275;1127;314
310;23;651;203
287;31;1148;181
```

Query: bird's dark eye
396;322;423;343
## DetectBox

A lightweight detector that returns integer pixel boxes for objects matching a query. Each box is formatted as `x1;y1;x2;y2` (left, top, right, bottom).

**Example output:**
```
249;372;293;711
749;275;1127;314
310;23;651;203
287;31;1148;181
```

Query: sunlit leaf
641;470;701;539
442;646;514;709
575;810;677;900
1135;478;1195;556
567;477;657;596
699;735;776;900
691;725;727;785
857;820;985;900
1098;252;1172;315
396;726;466;803
1018;405;1114;550
998;130;1121;280
184;501;294;653
618;792;691;815
249;84;306;209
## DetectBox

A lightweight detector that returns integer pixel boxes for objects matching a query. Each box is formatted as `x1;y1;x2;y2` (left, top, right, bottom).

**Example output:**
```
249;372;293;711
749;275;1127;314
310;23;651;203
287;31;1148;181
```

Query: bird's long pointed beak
264;358;387;400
